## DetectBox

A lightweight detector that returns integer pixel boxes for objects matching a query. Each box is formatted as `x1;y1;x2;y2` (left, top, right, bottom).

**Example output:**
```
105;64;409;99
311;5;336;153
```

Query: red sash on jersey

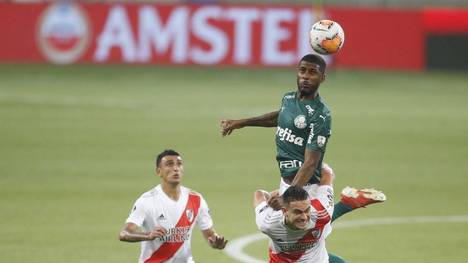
269;199;331;263
144;193;201;263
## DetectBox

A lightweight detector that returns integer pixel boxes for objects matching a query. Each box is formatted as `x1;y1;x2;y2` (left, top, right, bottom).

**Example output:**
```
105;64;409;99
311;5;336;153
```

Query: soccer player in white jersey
254;166;346;263
119;149;227;263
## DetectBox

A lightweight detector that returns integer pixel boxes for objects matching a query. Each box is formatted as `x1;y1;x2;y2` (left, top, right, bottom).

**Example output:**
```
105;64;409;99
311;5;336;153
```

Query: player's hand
267;191;283;211
208;234;228;249
220;119;242;137
146;227;167;241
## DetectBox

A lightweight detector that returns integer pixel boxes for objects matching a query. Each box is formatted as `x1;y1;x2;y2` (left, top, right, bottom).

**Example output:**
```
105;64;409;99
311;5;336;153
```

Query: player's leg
321;163;386;222
328;253;346;263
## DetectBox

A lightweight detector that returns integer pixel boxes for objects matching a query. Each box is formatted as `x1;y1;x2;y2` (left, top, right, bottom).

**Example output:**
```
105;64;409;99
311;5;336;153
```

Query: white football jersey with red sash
126;185;213;263
255;185;334;263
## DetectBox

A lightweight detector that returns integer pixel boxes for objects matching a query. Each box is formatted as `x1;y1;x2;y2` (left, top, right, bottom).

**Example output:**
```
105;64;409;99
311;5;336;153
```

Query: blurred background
1;0;467;263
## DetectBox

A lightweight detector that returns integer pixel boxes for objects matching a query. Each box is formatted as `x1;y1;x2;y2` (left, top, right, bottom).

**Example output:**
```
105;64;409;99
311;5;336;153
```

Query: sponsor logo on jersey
294;115;307;129
37;2;91;64
317;136;327;148
305;105;315;115
159;226;191;242
276;240;318;252
284;94;295;99
279;160;303;169
276;126;304;146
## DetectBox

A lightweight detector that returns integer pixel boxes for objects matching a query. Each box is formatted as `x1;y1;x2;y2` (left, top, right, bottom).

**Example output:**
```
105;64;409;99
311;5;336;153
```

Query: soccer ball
309;20;345;55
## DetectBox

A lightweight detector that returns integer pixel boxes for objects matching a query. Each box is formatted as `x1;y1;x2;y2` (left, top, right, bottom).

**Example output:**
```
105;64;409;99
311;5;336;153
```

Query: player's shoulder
258;210;284;231
183;186;204;198
139;185;161;199
317;96;331;113
282;91;297;100
132;186;161;209
312;97;331;122
257;205;283;223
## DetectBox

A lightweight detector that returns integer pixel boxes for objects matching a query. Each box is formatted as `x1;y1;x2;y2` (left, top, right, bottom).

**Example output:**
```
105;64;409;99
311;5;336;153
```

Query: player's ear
320;72;326;83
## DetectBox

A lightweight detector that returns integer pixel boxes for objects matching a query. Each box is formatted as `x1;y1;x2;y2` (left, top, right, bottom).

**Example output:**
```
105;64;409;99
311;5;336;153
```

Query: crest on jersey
317;136;327;147
311;229;321;238
186;209;194;223
294;115;307;129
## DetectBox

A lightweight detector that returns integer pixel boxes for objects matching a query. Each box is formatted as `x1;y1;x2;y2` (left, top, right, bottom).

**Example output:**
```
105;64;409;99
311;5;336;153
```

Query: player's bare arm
220;111;279;136
253;189;270;207
320;163;335;186
119;222;167;242
201;228;228;249
290;149;322;187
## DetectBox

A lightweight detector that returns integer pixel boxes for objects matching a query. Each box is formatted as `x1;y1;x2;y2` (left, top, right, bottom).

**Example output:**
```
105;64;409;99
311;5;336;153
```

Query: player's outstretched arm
220;111;279;136
119;222;167;242
202;228;228;249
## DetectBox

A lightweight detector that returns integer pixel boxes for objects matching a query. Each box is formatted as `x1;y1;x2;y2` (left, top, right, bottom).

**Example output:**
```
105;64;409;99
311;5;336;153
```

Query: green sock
332;202;353;222
328;253;347;263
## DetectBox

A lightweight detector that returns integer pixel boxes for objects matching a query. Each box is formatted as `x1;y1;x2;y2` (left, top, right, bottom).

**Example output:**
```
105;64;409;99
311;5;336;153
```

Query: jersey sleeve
310;185;334;218
196;195;214;230
255;201;278;233
306;111;331;153
125;197;149;227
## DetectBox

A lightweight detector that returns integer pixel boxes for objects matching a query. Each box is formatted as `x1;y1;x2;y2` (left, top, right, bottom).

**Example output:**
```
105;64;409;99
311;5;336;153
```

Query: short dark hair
156;149;180;167
282;186;309;205
299;54;326;73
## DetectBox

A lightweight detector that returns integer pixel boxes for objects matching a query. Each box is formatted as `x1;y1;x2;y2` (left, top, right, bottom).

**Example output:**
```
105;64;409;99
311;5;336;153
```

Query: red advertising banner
423;8;468;34
327;7;424;70
0;3;318;66
4;2;464;70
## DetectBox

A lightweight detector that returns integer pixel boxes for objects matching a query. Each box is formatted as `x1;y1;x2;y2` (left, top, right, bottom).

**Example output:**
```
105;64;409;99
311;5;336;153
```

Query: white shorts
279;178;320;197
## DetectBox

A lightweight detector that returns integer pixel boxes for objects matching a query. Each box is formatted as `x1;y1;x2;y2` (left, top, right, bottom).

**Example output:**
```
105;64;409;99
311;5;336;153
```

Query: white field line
225;215;468;263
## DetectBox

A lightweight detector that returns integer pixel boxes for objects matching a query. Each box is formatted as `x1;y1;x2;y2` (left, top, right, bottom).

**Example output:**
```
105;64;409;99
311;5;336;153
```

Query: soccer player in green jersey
221;54;385;220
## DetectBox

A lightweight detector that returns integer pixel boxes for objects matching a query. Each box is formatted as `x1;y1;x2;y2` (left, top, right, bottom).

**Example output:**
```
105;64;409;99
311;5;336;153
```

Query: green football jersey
275;91;332;184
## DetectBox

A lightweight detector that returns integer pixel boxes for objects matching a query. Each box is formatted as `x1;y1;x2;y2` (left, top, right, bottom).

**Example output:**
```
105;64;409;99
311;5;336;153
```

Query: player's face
157;155;184;185
296;61;325;99
284;199;311;230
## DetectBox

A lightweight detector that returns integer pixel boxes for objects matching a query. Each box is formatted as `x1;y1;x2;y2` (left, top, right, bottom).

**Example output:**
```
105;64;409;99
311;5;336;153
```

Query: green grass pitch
0;64;467;262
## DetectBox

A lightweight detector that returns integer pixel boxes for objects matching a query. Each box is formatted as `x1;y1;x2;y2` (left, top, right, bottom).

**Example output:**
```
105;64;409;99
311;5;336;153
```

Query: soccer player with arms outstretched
221;54;385;218
119;149;227;263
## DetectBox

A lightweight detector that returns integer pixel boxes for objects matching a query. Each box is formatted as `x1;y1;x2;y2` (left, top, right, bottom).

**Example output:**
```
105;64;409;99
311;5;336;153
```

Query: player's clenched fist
146;227;167;240
267;190;283;211
220;119;243;137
